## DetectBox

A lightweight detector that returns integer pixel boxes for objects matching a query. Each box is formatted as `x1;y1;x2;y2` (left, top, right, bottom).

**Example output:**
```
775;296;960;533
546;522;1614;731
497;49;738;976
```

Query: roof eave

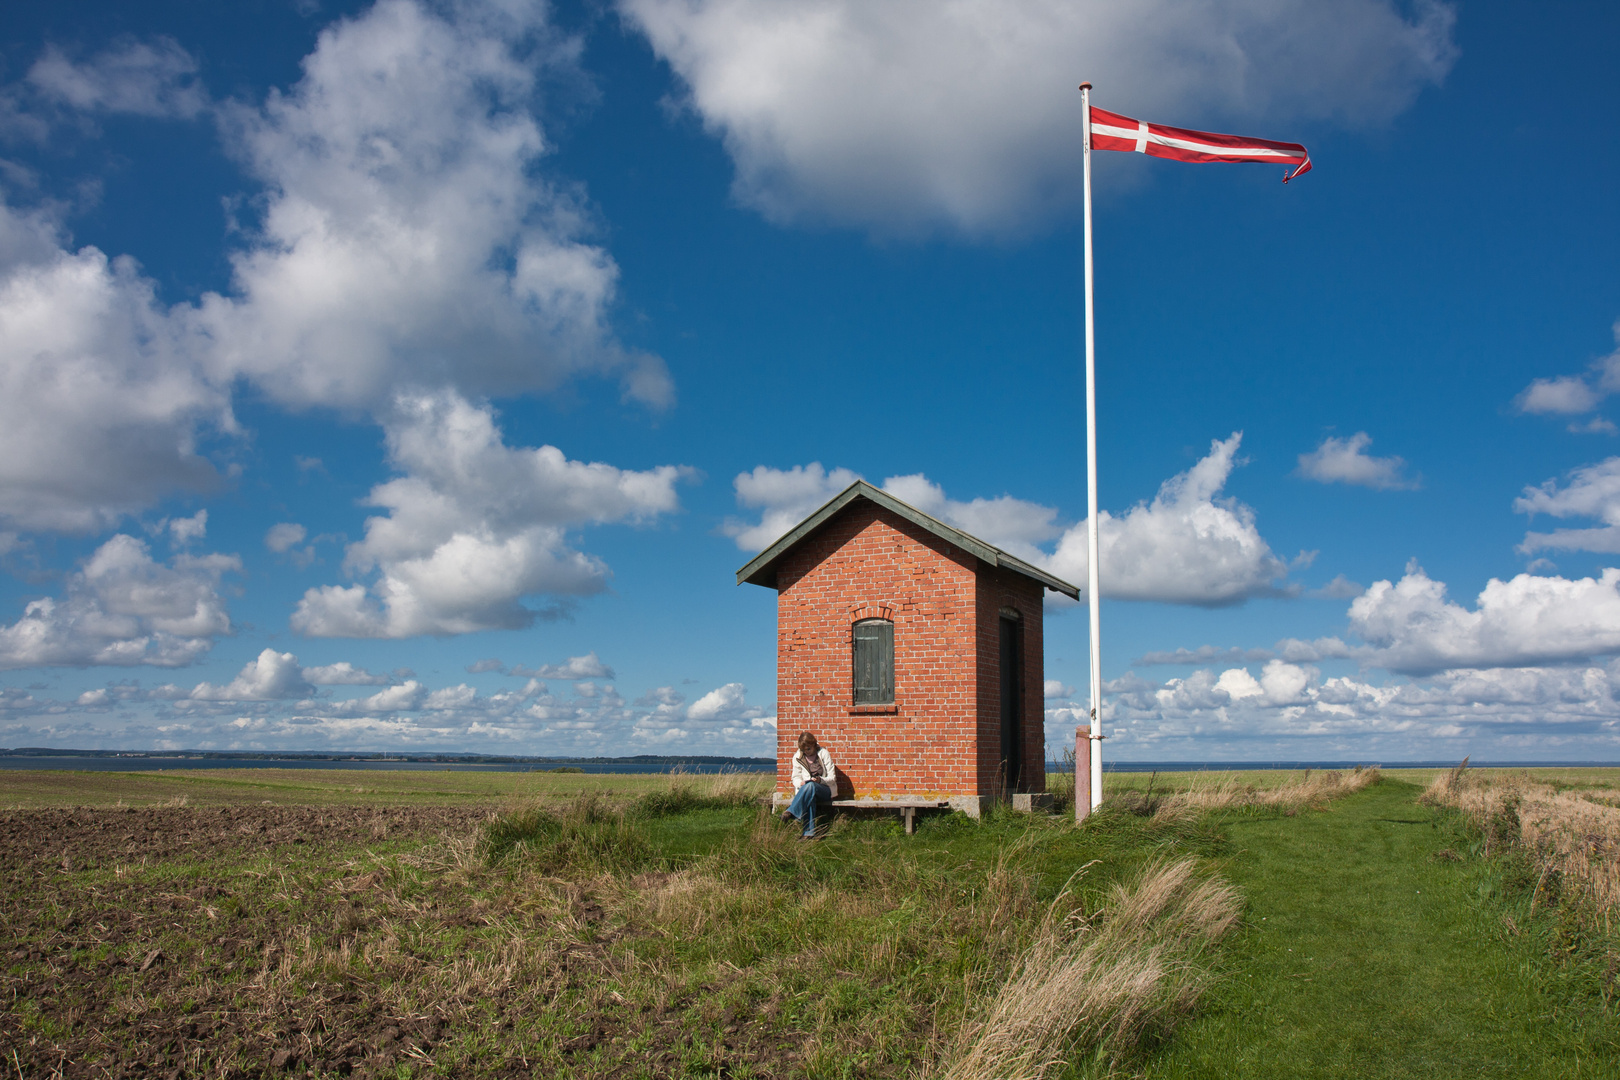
735;479;1081;600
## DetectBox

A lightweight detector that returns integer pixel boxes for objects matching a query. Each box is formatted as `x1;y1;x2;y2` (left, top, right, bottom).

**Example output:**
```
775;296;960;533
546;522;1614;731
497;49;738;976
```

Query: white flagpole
1080;82;1104;815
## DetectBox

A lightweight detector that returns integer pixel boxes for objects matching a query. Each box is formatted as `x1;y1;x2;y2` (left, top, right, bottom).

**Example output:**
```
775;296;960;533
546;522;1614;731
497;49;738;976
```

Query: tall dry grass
1125;766;1382;822
1421;764;1620;930
941;857;1239;1080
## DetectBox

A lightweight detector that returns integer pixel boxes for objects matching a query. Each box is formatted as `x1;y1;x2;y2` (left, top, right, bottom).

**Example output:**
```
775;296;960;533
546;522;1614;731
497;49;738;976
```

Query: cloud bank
292;391;687;637
0;535;238;669
621;0;1457;235
727;433;1288;606
0;0;671;537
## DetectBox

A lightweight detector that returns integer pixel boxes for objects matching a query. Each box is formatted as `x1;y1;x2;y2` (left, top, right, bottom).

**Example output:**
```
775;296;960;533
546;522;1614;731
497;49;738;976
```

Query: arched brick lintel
847;603;896;637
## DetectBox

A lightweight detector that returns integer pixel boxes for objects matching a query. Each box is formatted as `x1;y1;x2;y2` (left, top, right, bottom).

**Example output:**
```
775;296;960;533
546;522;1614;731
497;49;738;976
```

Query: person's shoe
780;811;795;824
797;834;817;842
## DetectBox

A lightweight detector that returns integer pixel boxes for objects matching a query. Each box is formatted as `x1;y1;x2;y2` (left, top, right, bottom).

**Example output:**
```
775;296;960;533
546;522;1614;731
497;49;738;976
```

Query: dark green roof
734;480;1080;599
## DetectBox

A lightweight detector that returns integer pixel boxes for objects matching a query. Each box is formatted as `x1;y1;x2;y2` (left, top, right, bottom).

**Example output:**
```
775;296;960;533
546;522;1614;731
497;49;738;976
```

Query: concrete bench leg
902;807;916;835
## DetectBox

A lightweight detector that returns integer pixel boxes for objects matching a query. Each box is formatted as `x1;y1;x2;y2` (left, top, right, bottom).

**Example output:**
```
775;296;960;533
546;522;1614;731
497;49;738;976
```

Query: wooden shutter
852;619;894;705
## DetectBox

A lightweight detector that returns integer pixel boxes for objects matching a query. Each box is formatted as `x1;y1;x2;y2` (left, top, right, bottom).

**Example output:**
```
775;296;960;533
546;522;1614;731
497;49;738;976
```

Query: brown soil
0;806;811;1079
1;804;484;870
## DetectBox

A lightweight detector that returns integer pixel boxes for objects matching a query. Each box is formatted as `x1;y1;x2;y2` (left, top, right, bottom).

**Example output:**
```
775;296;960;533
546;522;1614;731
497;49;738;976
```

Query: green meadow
1;768;1616;1078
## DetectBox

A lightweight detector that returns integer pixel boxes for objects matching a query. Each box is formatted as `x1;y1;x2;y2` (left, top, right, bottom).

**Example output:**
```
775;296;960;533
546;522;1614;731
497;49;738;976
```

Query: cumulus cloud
1143;561;1620;679
27;37;209;119
265;522;307;553
686;682;755;721
301;661;393;686
167;510;208;544
881;474;1063;562
1515;456;1620;555
1513;320;1620;430
265;521;318;568
1295;432;1419;490
1048;433;1289;605
291;391;688;637
196;0;671;411
0;534;238;669
1043;679;1073;699
190;648;312;700
0;200;232;533
316;680;428;717
722;462;860;551
510;651;615;679
1349;561;1620;674
729;433;1288;605
621;0;1456;235
1075;659;1620;760
0;0;673;535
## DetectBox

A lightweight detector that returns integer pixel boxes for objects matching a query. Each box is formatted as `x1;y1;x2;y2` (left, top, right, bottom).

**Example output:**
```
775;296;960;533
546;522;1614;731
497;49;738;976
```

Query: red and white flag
1088;106;1312;182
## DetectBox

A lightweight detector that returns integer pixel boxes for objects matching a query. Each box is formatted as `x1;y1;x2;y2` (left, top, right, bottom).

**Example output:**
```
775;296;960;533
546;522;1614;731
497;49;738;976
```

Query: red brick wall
773;501;1047;799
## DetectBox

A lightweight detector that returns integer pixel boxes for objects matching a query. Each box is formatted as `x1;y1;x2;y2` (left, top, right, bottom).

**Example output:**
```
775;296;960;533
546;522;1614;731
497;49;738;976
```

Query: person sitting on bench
783;731;834;839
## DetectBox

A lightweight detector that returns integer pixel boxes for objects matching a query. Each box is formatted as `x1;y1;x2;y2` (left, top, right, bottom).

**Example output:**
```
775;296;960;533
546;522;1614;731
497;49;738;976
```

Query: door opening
999;615;1024;794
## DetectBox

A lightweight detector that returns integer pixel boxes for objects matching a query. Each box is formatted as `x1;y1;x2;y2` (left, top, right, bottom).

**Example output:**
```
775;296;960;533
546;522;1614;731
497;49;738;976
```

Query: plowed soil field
2;805;485;1079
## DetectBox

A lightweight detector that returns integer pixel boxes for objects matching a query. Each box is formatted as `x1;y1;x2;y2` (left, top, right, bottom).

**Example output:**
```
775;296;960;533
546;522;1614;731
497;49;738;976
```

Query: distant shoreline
0;749;1615;772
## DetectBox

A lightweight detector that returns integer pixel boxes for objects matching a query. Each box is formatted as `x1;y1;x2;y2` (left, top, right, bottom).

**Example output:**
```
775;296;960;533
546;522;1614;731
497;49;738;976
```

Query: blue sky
1;0;1617;761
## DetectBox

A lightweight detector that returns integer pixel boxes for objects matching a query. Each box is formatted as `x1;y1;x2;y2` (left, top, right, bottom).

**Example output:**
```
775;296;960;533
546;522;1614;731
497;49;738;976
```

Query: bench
830;798;950;835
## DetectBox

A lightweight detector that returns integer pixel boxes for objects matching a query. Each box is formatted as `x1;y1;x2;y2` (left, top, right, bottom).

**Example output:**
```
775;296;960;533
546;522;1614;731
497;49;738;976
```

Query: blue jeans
788;781;831;837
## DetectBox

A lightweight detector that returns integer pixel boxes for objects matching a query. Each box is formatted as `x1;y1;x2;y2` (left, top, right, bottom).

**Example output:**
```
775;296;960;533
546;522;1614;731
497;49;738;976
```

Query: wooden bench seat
829;798;950;835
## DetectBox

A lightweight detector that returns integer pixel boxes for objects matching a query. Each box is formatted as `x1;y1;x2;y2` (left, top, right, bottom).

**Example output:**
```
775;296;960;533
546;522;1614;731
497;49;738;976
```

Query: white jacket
791;747;835;789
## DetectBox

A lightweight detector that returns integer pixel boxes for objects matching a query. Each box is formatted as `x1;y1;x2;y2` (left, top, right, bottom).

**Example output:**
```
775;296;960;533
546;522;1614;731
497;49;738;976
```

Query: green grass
6;770;1619;1078
1142;779;1620;1079
0;766;718;807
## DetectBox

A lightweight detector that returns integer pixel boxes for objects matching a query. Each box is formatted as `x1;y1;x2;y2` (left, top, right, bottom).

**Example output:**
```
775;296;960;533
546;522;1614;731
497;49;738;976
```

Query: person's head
797;731;818;754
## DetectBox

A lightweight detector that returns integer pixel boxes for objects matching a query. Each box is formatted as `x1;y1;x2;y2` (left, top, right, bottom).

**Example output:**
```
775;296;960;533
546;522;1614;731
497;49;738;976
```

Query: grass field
0;767;728;809
2;767;1617;1078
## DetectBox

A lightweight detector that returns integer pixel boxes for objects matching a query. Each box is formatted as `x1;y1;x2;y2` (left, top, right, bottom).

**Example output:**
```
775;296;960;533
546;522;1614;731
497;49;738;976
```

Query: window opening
852;619;894;705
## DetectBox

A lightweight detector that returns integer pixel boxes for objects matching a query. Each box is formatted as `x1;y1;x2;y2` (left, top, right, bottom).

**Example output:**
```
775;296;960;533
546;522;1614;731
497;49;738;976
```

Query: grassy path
1144;779;1619;1079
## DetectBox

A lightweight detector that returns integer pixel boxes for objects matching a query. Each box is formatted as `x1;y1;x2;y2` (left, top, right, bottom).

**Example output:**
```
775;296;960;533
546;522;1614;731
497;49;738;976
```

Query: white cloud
264;521;318;568
0;534;238;669
880;474;1062;562
195;0;671;411
190;648;312;700
1295;432;1418;490
301;660;393;686
723;462;860;551
28;37;208;119
729;433;1287;606
317;680;429;717
1048;433;1288;605
620;0;1456;236
291;390;688;637
686;681;753;721
1310;574;1366;600
0;0;672;536
1514;320;1620;429
1043;679;1073;700
0;200;231;533
1516;456;1620;555
1349;561;1620;674
168;510;208;544
1078;659;1620;760
265;522;307;553
510;651;615;679
1517;376;1602;417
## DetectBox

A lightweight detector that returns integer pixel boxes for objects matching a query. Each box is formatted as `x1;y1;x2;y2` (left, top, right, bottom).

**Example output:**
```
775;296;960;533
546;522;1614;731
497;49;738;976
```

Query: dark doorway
999;615;1024;794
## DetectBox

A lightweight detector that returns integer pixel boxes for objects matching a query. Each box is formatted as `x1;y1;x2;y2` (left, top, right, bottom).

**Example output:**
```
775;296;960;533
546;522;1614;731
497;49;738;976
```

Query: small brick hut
737;480;1079;817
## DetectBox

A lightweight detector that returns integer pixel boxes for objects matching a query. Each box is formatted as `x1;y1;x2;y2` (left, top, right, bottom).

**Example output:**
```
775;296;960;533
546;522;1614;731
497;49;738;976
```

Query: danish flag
1088;106;1312;182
